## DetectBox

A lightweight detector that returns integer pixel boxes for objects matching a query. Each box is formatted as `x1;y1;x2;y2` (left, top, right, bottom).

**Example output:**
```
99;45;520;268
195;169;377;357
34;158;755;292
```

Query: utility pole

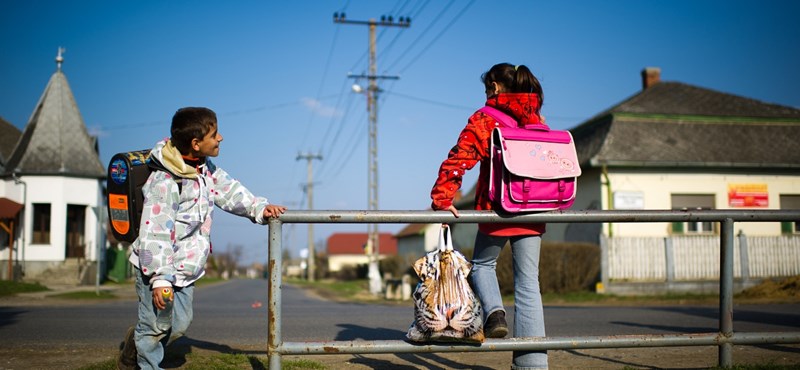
334;12;410;295
296;152;322;281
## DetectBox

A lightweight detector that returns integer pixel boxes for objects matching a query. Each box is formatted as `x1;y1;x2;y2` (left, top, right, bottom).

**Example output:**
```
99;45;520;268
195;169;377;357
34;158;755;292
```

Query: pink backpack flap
479;106;582;212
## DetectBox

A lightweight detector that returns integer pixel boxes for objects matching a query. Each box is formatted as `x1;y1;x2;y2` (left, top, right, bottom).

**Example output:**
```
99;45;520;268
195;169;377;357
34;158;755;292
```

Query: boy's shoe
484;311;509;338
117;326;138;370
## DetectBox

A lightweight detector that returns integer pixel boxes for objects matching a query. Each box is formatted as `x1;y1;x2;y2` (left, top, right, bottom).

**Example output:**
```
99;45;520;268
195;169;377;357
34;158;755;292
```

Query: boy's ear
191;138;201;152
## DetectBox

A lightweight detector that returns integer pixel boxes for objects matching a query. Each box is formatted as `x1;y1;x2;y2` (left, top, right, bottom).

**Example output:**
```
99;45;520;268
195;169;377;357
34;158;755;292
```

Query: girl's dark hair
481;63;544;108
170;107;217;154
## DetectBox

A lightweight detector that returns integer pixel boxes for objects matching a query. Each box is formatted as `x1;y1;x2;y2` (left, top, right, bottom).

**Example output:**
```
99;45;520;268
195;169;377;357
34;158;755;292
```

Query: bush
496;241;600;295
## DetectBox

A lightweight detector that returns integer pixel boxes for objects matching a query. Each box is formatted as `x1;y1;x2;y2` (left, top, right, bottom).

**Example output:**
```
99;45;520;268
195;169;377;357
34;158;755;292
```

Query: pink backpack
481;106;581;212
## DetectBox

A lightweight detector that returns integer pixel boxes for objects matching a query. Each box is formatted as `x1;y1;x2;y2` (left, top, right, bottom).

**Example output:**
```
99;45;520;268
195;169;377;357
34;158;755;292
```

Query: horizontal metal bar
278;332;800;355
276;209;800;224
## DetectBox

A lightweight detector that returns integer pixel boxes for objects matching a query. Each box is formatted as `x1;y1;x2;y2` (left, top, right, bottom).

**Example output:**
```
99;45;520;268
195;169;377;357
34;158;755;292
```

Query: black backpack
107;150;181;243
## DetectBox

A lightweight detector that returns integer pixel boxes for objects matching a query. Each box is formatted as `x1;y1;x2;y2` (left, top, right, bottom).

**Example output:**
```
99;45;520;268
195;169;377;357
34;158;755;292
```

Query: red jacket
430;93;546;236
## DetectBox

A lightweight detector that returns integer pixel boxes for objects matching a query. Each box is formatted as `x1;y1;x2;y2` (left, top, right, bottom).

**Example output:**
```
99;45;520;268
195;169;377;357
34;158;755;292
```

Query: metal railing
266;209;800;369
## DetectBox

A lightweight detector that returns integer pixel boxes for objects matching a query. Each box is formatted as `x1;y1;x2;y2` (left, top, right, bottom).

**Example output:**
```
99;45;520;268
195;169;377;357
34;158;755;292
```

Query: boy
117;107;286;370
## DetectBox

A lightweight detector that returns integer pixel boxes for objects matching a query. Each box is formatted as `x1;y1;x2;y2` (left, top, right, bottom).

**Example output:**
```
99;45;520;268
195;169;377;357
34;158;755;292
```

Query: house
396;67;800;295
0;50;106;284
395;223;438;260
394;191;476;259
560;67;800;294
326;232;397;272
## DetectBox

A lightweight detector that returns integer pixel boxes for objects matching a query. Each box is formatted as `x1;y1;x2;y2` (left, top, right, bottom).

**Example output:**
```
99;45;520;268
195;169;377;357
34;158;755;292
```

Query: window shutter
672;222;684;233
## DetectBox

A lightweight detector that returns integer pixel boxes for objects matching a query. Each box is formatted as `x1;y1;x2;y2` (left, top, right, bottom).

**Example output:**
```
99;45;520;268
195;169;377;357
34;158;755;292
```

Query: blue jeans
471;232;547;370
134;271;194;370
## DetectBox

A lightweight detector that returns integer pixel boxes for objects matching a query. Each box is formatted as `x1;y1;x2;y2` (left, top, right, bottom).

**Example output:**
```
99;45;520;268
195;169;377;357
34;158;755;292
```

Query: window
32;203;51;244
671;194;715;234
780;195;800;234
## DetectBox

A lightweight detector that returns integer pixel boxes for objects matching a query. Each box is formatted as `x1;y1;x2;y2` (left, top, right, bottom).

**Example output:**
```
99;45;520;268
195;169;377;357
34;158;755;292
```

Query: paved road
1;279;799;369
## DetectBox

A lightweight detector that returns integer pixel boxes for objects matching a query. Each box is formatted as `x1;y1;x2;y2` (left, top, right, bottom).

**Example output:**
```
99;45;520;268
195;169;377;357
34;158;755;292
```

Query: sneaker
117;326;138;370
484;311;509;338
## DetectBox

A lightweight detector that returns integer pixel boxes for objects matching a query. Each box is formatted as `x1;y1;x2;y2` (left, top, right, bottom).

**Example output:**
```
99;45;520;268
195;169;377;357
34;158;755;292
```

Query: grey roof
571;81;800;170
4;68;105;178
0;116;22;172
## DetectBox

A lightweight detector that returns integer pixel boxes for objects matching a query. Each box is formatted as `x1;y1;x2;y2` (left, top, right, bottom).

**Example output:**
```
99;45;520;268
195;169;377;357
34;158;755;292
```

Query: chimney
641;67;661;90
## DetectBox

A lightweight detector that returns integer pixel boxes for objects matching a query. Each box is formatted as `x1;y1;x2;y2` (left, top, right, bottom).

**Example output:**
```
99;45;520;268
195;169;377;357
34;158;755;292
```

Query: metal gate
266;209;800;369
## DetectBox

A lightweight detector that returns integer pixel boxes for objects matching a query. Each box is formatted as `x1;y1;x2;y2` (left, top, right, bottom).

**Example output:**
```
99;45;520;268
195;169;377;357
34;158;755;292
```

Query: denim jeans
471;231;547;369
134;271;194;370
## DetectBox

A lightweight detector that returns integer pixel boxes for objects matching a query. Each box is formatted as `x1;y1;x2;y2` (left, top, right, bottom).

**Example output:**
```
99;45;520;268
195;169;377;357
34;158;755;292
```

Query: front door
65;205;86;258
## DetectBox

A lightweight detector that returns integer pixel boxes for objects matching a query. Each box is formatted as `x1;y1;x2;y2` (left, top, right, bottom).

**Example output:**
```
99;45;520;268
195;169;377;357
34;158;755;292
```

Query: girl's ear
492;81;504;94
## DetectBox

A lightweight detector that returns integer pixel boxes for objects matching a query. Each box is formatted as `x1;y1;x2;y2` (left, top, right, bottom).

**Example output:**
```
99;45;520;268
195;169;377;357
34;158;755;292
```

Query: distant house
395;223;438;260
326;232;397;272
0;50;106;284
560;67;800;294
394;192;476;258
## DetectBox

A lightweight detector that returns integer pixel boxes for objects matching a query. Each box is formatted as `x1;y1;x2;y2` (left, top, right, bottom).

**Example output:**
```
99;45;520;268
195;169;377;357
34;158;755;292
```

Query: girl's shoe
484;311;509;338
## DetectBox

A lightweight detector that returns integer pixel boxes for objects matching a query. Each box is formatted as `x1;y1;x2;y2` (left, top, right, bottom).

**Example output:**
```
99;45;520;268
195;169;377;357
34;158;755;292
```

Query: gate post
719;218;734;367
268;218;283;370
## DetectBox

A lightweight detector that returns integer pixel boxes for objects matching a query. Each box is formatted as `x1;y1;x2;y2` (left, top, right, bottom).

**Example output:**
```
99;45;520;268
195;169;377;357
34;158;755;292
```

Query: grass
711;366;798;370
50;290;118;300
0;280;48;297
287;278;369;297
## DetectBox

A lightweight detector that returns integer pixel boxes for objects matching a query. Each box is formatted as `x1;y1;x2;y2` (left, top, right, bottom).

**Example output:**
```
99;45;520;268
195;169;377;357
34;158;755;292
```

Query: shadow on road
335;323;408;341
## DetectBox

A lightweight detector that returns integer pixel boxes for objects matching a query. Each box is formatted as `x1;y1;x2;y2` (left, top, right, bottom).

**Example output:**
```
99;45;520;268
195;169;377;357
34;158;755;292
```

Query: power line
397;0;475;74
98;95;341;131
384;91;474;111
383;0;456;73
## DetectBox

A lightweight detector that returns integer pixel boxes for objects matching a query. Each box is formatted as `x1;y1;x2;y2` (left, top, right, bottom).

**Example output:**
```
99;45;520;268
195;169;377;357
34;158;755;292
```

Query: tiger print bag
406;226;485;343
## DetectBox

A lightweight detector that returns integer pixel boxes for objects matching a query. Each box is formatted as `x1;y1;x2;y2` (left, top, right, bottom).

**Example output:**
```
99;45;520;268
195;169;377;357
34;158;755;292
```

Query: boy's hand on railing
264;204;287;219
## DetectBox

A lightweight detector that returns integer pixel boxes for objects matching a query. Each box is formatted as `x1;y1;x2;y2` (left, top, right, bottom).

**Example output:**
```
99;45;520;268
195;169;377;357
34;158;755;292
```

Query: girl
430;63;548;369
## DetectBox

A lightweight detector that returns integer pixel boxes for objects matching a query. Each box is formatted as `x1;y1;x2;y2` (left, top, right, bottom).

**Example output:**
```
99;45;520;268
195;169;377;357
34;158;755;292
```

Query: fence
602;234;800;285
266;209;800;369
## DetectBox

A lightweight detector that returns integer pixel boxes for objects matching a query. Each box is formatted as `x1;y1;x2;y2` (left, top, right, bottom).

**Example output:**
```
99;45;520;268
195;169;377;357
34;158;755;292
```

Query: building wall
546;167;604;243
397;235;424;260
327;253;395;272
545;168;799;242
604;170;800;237
15;176;103;262
0;180;24;261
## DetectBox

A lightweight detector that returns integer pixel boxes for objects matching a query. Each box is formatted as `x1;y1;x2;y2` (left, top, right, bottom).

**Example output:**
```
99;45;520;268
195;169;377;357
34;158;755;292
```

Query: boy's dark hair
482;63;544;113
170;107;217;154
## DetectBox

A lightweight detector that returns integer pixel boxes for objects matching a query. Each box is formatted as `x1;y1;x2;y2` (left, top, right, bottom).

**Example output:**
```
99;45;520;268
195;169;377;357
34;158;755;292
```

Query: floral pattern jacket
129;139;270;288
430;93;546;236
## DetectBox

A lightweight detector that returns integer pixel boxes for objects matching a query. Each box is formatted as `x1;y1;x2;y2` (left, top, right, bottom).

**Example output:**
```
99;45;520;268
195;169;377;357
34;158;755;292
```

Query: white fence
604;234;800;282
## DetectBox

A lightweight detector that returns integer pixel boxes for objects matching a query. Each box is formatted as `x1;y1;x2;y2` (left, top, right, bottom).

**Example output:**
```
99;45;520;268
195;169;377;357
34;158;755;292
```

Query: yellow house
554;68;800;294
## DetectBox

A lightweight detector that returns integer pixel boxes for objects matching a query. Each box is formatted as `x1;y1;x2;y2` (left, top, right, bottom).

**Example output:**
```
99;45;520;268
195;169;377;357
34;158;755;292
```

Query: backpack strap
478;106;550;131
478;106;517;128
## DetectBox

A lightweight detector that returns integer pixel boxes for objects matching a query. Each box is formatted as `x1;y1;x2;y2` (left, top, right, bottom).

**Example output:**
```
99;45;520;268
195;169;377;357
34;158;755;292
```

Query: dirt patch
739;275;800;300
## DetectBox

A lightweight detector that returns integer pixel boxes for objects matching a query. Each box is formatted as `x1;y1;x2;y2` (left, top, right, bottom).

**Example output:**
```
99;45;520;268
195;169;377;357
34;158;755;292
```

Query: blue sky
2;1;799;265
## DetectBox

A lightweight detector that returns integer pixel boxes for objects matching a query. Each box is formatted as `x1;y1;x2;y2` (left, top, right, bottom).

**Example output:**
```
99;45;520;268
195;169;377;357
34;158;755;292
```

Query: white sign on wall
614;191;645;209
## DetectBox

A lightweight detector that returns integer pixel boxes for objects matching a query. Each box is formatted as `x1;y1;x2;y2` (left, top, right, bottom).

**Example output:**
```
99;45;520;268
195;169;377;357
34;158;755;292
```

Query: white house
0;50;106;284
